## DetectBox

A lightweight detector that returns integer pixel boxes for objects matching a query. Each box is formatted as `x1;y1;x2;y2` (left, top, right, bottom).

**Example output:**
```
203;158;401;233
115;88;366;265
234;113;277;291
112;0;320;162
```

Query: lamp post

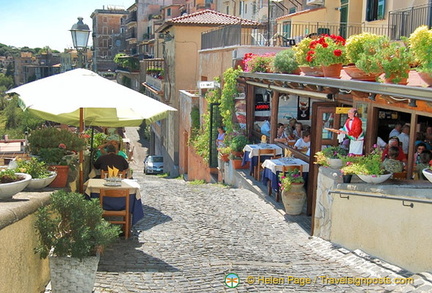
70;17;90;193
70;17;90;68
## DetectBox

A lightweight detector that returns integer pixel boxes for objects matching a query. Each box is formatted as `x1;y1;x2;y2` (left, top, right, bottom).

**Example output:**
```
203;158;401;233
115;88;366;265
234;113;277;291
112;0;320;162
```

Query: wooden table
242;144;283;177
84;179;144;225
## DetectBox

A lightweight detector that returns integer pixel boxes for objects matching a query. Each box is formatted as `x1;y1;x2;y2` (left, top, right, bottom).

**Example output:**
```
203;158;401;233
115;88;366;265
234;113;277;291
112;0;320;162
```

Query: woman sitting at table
293;131;311;153
274;123;289;144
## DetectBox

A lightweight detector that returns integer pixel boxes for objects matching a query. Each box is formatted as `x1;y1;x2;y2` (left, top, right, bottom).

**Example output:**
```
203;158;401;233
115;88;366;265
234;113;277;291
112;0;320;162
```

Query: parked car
144;155;164;174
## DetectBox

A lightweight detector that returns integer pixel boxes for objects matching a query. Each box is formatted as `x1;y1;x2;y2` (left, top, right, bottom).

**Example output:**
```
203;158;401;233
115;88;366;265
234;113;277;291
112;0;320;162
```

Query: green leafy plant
278;169;304;191
0;169;24;183
408;25;432;74
34;190;120;259
229;134;249;152
346;32;387;65
342;147;385;175
314;146;348;166
378;40;414;84
14;157;51;179
273;49;299;73
308;35;349;67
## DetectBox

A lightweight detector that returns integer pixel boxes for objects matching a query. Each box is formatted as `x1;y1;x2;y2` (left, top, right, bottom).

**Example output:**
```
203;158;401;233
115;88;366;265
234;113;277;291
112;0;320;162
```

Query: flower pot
343;65;381;81
357;173;392;184
328;158;343;169
26;171;57;190
281;183;306;215
48;165;69;188
322;63;343;78
0;173;32;200
49;254;100;292
342;174;353;183
231;159;249;170
417;72;432;87
299;66;324;77
422;168;432;183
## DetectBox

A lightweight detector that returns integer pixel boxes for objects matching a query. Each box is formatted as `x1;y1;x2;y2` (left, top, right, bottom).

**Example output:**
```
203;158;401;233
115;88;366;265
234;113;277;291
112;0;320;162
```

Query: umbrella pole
79;108;84;193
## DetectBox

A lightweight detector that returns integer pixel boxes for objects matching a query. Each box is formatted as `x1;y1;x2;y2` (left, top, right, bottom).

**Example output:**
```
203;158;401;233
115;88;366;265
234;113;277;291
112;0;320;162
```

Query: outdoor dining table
84;178;144;225
261;157;309;202
242;143;283;177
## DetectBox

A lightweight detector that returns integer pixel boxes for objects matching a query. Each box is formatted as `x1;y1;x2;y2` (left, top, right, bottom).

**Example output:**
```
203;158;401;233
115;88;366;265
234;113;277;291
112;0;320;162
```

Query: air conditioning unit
306;0;324;5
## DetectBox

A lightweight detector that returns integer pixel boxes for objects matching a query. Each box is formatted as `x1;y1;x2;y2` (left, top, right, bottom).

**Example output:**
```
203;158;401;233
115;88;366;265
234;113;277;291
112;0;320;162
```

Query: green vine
220;67;241;136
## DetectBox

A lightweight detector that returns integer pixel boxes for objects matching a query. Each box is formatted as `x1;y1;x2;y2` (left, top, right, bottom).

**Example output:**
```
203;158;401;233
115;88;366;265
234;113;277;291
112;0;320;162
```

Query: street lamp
70;17;90;68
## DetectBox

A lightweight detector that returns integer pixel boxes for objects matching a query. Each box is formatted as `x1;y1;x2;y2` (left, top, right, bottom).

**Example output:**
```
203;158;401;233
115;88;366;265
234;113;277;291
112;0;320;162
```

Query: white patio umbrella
7;68;176;127
7;68;177;192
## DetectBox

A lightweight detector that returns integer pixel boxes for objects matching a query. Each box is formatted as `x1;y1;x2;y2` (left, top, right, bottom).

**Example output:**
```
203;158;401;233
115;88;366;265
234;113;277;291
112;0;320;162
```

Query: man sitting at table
274;123;289;144
294;131;311;153
94;144;129;176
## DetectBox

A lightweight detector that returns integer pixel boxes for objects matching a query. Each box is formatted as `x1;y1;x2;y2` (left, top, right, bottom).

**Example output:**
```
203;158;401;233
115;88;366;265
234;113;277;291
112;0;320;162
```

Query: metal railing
125;11;137;24
201;24;267;49
389;3;432;40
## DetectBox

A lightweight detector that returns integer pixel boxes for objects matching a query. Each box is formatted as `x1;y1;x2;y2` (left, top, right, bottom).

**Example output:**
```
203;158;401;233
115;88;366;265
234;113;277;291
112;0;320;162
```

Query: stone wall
314;166;432;273
0;192;51;292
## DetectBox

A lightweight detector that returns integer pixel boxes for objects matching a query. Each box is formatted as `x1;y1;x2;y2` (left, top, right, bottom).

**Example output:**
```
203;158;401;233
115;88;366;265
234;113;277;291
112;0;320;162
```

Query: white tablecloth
262;157;309;174
243;144;283;158
84;179;141;199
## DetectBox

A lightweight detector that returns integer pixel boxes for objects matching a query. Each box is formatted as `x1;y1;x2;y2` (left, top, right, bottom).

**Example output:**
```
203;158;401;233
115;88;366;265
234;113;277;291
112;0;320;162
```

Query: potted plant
0;169;32;200
308;34;349;78
408;25;432;85
342;147;392;183
278;169;306;215
314;146;348;168
34;190;120;292
217;146;231;162
345;32;387;80
28;128;87;188
14;157;57;190
340;154;362;183
229;134;249;157
293;37;324;76
243;53;275;73
273;49;299;74
377;40;414;84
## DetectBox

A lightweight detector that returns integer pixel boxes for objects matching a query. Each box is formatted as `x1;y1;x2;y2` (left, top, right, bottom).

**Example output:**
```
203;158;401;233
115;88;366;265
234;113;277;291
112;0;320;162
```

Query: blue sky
0;0;131;51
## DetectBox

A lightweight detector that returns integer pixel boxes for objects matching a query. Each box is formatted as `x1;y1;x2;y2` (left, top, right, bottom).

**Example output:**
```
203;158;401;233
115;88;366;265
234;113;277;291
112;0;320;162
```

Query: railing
126;29;136;40
143;58;165;91
125;11;137;24
388;3;432;40
201;25;267;49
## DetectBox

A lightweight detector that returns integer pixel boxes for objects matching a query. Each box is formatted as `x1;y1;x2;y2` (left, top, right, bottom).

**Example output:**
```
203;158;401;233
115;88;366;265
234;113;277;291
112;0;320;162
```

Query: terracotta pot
343;65;381;81
281;183;306;215
299;66;324;77
322;63;343;78
417;71;432;87
48;165;69;188
382;71;410;85
231;159;249;170
219;154;229;163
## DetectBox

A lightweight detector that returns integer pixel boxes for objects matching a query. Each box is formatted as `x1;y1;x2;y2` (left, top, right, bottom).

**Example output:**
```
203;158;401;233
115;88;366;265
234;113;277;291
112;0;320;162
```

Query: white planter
49;254;100;293
422;168;432;183
0;173;32;200
26;171;57;190
328;158;343;169
358;173;392;184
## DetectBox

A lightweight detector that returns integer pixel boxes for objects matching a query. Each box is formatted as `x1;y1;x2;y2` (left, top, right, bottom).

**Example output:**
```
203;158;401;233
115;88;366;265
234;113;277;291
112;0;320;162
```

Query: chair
255;149;277;181
101;169;127;179
392;171;407;180
284;148;293;157
99;188;131;239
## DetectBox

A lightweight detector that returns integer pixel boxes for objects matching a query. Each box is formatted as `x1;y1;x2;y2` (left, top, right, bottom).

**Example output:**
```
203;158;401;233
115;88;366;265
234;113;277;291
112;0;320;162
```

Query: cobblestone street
88;129;432;292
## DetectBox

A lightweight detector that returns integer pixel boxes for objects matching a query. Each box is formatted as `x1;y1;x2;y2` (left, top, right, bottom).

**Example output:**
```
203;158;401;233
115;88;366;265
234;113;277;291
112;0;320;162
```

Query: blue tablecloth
89;193;144;226
242;151;257;175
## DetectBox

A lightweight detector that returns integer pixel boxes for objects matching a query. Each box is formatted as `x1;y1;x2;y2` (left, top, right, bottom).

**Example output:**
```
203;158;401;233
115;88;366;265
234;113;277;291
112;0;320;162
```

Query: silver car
144;155;164;174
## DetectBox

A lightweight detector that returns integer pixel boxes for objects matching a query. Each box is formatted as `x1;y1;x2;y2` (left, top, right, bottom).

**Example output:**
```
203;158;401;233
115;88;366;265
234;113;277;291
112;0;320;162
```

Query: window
167;8;171;16
366;0;385;21
103;26;108;35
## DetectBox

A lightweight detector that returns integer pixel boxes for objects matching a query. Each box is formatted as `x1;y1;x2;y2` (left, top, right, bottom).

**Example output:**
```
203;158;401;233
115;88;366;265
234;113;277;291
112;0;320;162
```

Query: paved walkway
45;127;432;292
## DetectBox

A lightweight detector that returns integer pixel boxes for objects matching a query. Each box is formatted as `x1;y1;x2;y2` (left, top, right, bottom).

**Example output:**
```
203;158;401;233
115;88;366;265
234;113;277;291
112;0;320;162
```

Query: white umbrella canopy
7;68;176;127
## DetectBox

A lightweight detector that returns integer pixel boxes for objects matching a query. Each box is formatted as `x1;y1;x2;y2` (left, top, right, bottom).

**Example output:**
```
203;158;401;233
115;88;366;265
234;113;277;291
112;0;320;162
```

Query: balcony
125;11;137;25
143;58;164;94
389;3;432;39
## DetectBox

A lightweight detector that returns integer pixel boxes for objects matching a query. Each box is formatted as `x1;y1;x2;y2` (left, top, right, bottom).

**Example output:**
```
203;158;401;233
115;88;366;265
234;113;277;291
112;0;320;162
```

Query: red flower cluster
58;143;67;149
306;34;347;66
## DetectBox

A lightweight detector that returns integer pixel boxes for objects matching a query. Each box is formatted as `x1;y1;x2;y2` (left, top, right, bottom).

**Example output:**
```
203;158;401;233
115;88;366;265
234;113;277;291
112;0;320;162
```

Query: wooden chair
392;171;407;180
255;149;277;181
101;169;127;179
99;188;131;239
284;148;293;157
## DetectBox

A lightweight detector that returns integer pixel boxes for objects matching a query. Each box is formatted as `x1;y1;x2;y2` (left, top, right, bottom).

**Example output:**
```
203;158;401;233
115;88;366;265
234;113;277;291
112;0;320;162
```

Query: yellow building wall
0;214;50;292
330;194;432;273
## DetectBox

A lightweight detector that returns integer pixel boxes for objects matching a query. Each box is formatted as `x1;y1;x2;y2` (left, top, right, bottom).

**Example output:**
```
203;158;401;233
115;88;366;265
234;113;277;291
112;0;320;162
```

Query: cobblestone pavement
45;128;432;292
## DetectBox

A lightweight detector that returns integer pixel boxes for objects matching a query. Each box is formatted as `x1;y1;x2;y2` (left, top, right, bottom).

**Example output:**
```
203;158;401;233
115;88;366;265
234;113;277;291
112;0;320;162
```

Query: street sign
198;81;219;89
